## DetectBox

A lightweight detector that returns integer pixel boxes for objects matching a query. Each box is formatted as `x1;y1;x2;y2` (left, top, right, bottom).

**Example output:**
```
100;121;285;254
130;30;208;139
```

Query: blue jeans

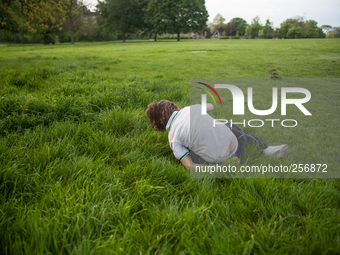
225;123;267;159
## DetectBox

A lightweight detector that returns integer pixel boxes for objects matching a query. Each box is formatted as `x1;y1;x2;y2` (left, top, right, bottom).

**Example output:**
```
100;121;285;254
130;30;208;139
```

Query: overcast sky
89;0;340;28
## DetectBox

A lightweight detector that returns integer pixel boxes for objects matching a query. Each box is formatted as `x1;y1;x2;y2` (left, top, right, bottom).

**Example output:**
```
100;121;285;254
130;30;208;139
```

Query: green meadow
0;39;340;254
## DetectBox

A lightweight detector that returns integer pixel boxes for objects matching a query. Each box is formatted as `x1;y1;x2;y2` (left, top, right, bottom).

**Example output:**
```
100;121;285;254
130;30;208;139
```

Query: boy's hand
181;155;193;170
182;155;206;171
234;156;240;164
207;103;214;112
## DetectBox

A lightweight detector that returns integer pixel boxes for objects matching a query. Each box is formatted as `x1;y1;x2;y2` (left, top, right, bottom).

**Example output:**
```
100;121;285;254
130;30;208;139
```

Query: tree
145;0;208;41
210;13;225;32
321;25;332;34
226;17;247;36
0;0;22;33
96;0;108;26
23;0;70;44
145;0;174;41
303;19;318;38
65;0;85;44
0;0;45;35
333;27;340;38
262;19;273;38
273;28;280;38
246;16;262;38
180;0;208;35
236;20;247;36
316;27;325;38
144;2;157;41
326;30;334;38
292;15;304;27
286;26;303;38
279;18;299;38
99;0;148;42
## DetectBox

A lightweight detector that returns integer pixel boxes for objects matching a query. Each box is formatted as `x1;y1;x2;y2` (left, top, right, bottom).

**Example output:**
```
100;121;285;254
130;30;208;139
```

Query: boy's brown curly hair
146;100;179;131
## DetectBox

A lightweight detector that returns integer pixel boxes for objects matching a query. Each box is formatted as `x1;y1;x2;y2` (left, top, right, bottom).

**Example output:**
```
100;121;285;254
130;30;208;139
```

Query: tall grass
0;39;339;254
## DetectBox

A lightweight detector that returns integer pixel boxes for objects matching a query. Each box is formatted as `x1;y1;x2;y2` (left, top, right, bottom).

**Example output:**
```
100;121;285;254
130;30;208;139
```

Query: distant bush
327;31;335;38
0;19;117;43
158;36;192;39
286;26;303;39
157;36;176;39
0;31;45;43
220;36;240;39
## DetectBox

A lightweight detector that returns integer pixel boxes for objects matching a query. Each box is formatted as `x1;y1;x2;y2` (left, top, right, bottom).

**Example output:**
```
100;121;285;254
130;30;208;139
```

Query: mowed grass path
0;39;340;254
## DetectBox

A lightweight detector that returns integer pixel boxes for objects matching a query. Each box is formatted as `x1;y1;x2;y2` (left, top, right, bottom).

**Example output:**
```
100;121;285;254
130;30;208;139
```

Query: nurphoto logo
197;82;312;128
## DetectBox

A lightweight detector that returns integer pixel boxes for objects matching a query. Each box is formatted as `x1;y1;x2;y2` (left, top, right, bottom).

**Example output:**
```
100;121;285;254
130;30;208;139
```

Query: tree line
0;0;208;43
0;0;338;44
208;14;339;39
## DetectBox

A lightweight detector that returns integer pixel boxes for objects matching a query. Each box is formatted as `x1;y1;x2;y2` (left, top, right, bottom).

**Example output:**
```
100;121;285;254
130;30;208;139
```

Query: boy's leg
226;123;288;159
225;123;267;159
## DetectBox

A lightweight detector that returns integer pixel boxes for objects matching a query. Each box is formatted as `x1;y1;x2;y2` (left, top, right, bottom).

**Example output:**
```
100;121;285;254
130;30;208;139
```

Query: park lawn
0;39;340;254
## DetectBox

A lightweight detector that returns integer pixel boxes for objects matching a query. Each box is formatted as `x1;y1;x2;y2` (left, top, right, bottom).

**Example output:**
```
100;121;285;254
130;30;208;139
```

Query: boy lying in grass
146;100;288;170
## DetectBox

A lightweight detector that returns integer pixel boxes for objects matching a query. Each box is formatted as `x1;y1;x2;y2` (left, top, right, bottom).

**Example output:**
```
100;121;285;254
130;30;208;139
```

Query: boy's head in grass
146;100;179;131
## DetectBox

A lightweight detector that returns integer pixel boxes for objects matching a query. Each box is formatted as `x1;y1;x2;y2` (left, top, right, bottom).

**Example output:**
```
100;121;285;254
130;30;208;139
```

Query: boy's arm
181;154;199;170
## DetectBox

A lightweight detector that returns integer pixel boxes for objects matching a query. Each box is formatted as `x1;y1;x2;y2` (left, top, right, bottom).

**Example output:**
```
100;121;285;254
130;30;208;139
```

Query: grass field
0;39;340;254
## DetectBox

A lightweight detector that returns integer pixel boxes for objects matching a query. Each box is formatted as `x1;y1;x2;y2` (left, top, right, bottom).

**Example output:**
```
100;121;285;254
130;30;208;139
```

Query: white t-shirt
166;104;235;163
